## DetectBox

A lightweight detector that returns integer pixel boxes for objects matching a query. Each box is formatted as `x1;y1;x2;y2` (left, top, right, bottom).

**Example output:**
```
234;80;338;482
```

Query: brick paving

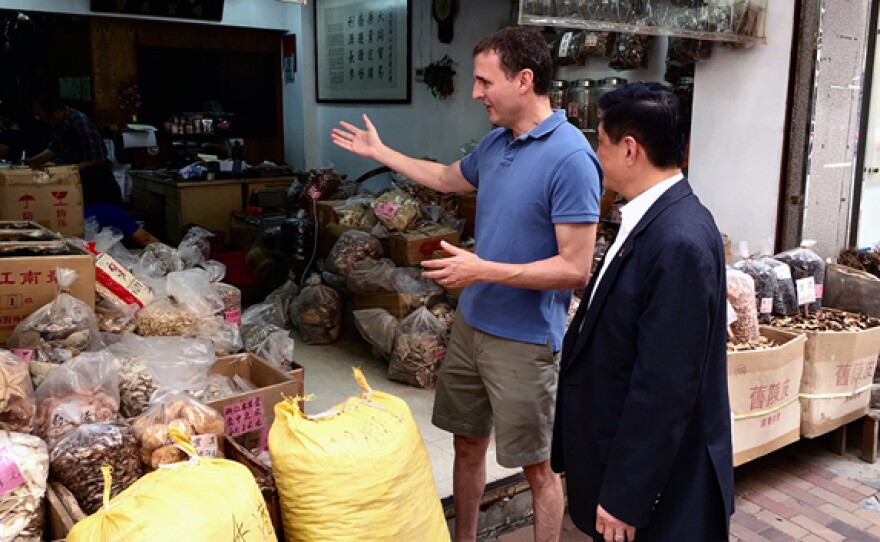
488;439;880;542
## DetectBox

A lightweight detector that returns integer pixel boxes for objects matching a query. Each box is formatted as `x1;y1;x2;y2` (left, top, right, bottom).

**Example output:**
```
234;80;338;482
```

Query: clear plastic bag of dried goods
334;196;375;228
301;167;343;203
50;421;142;514
265;276;301;327
178;226;215;269
6;268;102;364
347;257;396;294
166;268;224;318
95;296;139;334
391;267;445;298
726;268;759;344
135;297;195;337
138;243;184;276
0;349;36;433
34;350;120;446
291;275;343;345
185;316;243;356
253;329;295;371
389;307;447;389
324;229;384;276
773;241;826;312
609;27;652;71
0;431;48;541
372;189;421;232
215;282;242;325
555;30;587;66
198;259;227;283
240;300;287;352
354;308;399;359
732;242;777;324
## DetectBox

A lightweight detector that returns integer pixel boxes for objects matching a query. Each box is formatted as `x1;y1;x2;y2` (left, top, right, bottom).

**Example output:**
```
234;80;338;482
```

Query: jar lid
571;78;596;88
676;76;694;87
551;80;569;88
601;77;628;86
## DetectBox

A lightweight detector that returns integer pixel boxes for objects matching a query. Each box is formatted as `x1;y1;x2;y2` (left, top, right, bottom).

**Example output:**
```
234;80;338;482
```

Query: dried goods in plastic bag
334;196;375;227
185;316;243;356
50;421;142;515
135;297;195;336
138;243;183;277
95;296;139;334
610;30;652;71
324;230;384;276
0;431;48;541
353;308;399;358
301;168;343;203
178;226;214;268
389;307;447;388
166;268;224;317
6;267;101;364
253;329;295;371
291;275;342;345
760;258;798;316
265;277;300;327
372;189;421;232
727;269;759;343
732;242;776;324
347;257;396;294
774;241;825;312
0;349;36;433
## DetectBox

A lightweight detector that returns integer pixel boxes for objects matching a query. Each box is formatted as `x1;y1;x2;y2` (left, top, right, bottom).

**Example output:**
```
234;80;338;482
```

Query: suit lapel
562;179;695;374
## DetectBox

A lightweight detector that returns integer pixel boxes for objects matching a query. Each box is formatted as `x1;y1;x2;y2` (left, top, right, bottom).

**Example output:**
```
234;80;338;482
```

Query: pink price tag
815;284;824;299
307;186;321;200
374;201;400;220
259;426;270;454
10;349;32;365
223;397;265;438
224;309;241;324
0;446;26;497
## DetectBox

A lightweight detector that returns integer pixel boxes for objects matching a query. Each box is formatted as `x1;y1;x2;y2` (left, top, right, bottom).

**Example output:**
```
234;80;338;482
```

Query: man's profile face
472;51;521;129
34;105;62;126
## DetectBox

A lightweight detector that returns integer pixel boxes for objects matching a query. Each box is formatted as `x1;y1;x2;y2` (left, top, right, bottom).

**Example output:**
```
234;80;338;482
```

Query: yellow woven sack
270;368;449;542
67;428;276;542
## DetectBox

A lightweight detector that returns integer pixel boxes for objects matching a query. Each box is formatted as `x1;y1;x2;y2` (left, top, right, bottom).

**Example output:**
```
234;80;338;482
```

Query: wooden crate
387;226;459;266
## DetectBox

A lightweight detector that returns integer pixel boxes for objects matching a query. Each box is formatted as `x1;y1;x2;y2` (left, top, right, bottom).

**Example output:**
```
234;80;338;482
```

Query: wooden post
861;413;879;464
829;424;847;456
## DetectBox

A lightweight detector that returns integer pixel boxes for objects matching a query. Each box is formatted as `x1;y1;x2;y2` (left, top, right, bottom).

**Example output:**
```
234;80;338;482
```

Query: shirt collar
511;109;567;141
619;173;684;233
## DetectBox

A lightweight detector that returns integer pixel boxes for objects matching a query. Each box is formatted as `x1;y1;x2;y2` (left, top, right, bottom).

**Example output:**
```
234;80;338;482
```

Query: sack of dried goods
324;230;383;276
774;241;826;312
67;429;276;542
732;242;777;324
0;431;48;541
135;297;195;337
353;308;398;358
95;297;138;334
270;369;449;542
6;268;101;364
290;275;342;345
727;269;759;343
389;307;447;389
346;257;396;294
0;349;36;433
371;189;421;232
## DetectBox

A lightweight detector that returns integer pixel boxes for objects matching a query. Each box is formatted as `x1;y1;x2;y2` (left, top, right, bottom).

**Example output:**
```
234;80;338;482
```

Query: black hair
598;82;686;169
34;94;65;114
473;26;553;96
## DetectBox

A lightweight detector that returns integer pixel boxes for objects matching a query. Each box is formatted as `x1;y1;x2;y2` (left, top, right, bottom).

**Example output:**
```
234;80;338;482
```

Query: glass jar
549;80;569;111
566;78;597;130
597;77;628;127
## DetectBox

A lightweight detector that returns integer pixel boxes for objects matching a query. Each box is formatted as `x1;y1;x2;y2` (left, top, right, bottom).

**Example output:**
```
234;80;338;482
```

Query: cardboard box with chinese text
387;225;460;267
0;166;84;237
0;242;95;343
793;321;880;437
728;327;805;466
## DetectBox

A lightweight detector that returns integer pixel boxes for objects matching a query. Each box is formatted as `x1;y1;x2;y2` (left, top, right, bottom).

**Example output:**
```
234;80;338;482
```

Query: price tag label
224;397;265;437
774;264;792;280
726;300;737;325
0;446;26;497
585;34;599;47
191;434;220;458
224;309;241;324
760;298;773;314
10;349;32;364
815;283;824;300
796;277;817;305
259;426;270;454
307;186;321;200
374;201;400;221
559;33;573;57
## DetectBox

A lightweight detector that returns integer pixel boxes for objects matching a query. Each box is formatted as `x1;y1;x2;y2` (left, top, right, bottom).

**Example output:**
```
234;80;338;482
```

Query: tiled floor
294;334;519;498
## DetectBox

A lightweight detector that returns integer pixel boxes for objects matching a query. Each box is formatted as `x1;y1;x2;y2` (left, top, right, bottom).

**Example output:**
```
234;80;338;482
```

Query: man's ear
624;136;638;164
518;69;534;94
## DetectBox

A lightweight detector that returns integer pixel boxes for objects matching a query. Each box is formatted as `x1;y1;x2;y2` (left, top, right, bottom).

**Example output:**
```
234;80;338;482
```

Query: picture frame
314;0;412;103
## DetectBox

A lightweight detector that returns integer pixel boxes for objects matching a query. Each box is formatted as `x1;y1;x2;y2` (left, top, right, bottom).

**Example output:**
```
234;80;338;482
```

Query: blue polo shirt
458;110;602;351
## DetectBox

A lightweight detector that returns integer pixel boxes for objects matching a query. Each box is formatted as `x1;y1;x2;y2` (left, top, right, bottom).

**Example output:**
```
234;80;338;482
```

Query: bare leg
523;459;564;542
452;435;490;542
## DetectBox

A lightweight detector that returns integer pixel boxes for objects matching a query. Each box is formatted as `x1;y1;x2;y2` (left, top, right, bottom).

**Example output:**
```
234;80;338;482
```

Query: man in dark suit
551;83;734;542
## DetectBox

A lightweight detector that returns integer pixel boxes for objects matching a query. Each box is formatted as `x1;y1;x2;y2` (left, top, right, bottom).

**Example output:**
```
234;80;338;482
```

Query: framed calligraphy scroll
315;0;412;103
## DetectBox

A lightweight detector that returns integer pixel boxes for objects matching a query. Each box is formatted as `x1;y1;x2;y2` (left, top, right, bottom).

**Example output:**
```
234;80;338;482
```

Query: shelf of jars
519;0;767;46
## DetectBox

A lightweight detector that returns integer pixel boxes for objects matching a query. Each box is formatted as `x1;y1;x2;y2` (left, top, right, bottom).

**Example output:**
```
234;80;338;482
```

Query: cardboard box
728;327;806;466
208;354;303;448
0;242;95;343
387;225;460;266
94;252;155;308
792;321;880;438
0;166;84;237
352;291;446;319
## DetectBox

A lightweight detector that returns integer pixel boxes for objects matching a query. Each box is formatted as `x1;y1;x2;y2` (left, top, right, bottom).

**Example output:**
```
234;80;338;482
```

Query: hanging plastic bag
290;275;343;345
731;242;776;324
6;267;102;364
346;257;396;294
0;431;48;541
727;269;759;343
353;308;399;358
0;349;36;433
774;240;826;312
50;421;142;515
389;307;447;389
34;350;120;446
324;230;384;276
269;369;449;542
67;429;276;542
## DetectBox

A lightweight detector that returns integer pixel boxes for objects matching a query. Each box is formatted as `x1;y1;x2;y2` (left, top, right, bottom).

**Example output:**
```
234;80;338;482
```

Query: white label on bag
191;434;219;458
796;277;816;305
760;298;772;314
585;33;599;47
774;264;792;280
727;301;737;325
559;33;572;57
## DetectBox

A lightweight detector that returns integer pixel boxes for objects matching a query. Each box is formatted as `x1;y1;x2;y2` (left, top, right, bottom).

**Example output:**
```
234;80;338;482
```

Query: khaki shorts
431;310;561;468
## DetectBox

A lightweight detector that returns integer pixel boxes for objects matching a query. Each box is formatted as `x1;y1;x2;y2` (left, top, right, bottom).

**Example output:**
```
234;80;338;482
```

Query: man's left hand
420;240;483;289
596;504;636;542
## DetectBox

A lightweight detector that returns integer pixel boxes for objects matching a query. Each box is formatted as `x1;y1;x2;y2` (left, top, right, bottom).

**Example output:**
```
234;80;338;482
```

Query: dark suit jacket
551;179;734;541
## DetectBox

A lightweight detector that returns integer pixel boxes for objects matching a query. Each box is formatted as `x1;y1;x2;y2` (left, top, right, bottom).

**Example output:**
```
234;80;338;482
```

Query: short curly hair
473;26;553;96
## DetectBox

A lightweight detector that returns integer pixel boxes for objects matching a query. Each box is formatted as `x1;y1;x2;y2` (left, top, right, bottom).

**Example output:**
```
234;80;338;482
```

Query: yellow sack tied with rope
270;368;449;542
67;428;276;542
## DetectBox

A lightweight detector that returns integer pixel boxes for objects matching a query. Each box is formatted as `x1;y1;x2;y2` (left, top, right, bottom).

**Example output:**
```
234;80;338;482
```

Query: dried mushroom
0;432;48;541
0;349;36;433
389;307;447;389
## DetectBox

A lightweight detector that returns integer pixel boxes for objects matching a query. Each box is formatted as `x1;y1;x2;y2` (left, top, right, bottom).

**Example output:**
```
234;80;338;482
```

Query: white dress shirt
587;173;684;311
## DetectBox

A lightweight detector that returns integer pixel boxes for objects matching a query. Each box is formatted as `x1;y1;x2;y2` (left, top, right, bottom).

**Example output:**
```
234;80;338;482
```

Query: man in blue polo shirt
332;25;601;541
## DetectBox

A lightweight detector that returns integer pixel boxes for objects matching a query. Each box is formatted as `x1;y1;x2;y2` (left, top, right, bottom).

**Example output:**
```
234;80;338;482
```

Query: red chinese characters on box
749;377;793;412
